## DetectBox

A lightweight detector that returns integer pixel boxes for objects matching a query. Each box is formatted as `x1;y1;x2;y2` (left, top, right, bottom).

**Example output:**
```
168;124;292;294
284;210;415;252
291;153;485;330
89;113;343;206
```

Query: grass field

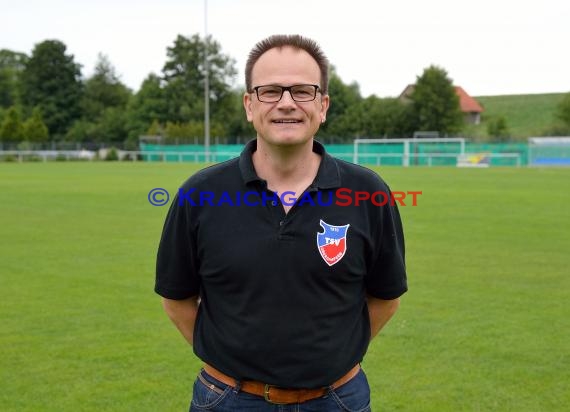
465;93;566;140
1;162;568;411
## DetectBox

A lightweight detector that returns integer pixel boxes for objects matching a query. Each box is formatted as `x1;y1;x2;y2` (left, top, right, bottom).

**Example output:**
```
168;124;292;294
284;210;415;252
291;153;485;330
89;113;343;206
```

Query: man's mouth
272;119;302;124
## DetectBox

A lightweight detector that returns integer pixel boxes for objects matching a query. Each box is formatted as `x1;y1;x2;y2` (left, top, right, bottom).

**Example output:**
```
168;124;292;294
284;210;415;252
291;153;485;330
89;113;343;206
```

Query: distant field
465;93;566;140
1;162;568;411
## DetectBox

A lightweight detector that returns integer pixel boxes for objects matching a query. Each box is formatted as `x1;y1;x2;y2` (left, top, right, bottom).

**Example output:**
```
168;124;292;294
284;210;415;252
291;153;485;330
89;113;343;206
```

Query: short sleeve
155;193;200;299
365;192;407;300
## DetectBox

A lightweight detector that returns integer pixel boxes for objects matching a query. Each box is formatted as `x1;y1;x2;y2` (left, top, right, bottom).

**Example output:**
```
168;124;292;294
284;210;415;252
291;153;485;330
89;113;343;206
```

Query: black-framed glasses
252;84;320;103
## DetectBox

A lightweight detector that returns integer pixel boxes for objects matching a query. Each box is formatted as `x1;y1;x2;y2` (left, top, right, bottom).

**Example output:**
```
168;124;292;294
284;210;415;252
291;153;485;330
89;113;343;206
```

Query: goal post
353;138;466;167
528;137;570;166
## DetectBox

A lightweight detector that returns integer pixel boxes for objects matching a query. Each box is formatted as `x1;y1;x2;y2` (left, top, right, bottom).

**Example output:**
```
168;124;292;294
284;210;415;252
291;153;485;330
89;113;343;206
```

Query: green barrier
140;142;528;166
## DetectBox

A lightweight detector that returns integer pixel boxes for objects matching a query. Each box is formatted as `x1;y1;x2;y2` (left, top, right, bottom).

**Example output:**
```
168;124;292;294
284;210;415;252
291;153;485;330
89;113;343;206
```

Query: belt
203;363;361;404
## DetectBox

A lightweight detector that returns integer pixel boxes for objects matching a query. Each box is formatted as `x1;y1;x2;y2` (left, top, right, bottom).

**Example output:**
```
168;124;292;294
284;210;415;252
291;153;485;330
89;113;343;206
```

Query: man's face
243;46;329;147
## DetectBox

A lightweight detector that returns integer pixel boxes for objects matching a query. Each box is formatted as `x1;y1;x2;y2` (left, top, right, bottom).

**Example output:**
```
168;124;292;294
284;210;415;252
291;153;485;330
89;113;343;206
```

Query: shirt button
279;220;284;226
271;200;278;206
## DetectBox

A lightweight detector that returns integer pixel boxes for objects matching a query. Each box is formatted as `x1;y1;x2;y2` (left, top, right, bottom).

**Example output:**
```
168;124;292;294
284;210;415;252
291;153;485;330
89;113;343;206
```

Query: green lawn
465;93;566;140
1;162;568;411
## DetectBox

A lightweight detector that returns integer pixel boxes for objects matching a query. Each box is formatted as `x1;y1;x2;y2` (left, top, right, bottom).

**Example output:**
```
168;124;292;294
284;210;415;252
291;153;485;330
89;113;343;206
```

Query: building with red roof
399;85;484;125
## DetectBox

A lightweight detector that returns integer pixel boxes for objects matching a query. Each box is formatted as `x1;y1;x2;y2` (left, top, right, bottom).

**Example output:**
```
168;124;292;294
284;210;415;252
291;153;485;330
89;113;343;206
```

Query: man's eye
261;88;281;96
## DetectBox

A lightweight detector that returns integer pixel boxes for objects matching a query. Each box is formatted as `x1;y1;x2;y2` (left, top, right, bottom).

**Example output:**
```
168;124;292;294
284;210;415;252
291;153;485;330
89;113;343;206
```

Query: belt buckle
264;384;287;405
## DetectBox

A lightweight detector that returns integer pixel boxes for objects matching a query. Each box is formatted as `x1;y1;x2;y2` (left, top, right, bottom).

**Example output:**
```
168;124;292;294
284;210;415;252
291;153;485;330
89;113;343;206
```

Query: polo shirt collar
238;139;341;189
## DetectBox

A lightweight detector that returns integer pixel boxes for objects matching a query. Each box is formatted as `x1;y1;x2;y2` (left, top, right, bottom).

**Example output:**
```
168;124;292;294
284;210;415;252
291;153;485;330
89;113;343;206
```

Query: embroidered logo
316;220;350;266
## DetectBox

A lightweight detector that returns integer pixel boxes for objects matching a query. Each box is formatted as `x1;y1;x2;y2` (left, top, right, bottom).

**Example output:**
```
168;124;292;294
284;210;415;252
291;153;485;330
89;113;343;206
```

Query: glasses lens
255;85;318;102
256;86;282;102
291;85;317;102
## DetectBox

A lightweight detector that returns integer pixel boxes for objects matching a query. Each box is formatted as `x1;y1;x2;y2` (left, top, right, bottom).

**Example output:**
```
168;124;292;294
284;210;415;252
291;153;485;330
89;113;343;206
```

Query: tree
68;54;133;142
318;68;363;141
65;119;96;142
357;97;416;138
20;40;83;139
313;68;420;141
487;116;510;141
82;53;131;122
556;92;570;129
224;87;255;143
92;107;130;142
23;107;49;142
0;49;28;108
0;106;24;142
164;120;225;143
125;73;168;141
161;34;237;129
146;119;164;136
410;65;463;135
325;68;362;122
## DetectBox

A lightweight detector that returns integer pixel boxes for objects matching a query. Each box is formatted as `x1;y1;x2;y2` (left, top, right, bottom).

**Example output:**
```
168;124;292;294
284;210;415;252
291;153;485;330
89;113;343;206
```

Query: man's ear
243;92;253;122
320;94;330;121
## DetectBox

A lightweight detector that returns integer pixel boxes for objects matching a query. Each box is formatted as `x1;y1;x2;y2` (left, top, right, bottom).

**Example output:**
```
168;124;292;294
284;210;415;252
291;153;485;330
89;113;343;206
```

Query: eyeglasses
252;84;320;103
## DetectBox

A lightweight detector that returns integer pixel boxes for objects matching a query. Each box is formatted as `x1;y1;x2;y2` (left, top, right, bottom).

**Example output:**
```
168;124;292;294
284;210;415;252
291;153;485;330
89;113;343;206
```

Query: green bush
105;147;119;161
1;154;17;162
26;154;42;162
487;116;511;141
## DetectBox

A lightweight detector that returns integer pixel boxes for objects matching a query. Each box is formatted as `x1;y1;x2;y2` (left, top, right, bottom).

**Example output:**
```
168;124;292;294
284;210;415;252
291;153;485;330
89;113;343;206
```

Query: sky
2;0;569;98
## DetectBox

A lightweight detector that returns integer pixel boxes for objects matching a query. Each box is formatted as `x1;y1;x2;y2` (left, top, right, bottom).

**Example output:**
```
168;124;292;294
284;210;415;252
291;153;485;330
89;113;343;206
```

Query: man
156;34;407;411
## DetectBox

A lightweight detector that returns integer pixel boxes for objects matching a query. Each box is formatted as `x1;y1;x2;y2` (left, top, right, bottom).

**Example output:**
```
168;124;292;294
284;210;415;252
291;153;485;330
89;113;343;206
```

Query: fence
0;149;523;167
138;141;527;167
0;141;552;167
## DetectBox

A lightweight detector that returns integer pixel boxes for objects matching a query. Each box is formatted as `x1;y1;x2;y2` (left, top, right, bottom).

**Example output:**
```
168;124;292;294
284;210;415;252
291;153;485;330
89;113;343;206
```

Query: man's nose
277;90;296;106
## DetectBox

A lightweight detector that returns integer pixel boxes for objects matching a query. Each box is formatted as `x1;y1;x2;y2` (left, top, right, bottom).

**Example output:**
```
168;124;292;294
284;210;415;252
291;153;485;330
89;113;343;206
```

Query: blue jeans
189;368;371;412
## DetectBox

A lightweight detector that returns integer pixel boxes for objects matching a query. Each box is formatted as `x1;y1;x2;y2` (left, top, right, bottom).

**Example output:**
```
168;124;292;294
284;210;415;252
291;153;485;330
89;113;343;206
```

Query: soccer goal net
353;138;466;166
528;137;570;166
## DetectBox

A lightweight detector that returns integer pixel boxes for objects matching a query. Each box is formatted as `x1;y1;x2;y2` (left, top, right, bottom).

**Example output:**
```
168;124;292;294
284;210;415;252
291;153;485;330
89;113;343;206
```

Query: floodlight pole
203;0;210;163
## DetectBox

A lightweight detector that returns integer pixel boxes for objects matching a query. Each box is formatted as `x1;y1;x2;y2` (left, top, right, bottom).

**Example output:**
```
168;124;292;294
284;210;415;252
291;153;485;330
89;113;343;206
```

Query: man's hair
245;34;329;94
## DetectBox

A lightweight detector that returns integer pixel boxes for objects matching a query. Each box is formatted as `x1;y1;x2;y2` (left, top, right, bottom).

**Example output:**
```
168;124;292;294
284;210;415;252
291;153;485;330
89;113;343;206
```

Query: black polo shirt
155;139;407;388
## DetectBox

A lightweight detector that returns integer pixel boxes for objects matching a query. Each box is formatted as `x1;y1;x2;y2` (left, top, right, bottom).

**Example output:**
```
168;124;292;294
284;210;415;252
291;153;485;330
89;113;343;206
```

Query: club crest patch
316;219;350;266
